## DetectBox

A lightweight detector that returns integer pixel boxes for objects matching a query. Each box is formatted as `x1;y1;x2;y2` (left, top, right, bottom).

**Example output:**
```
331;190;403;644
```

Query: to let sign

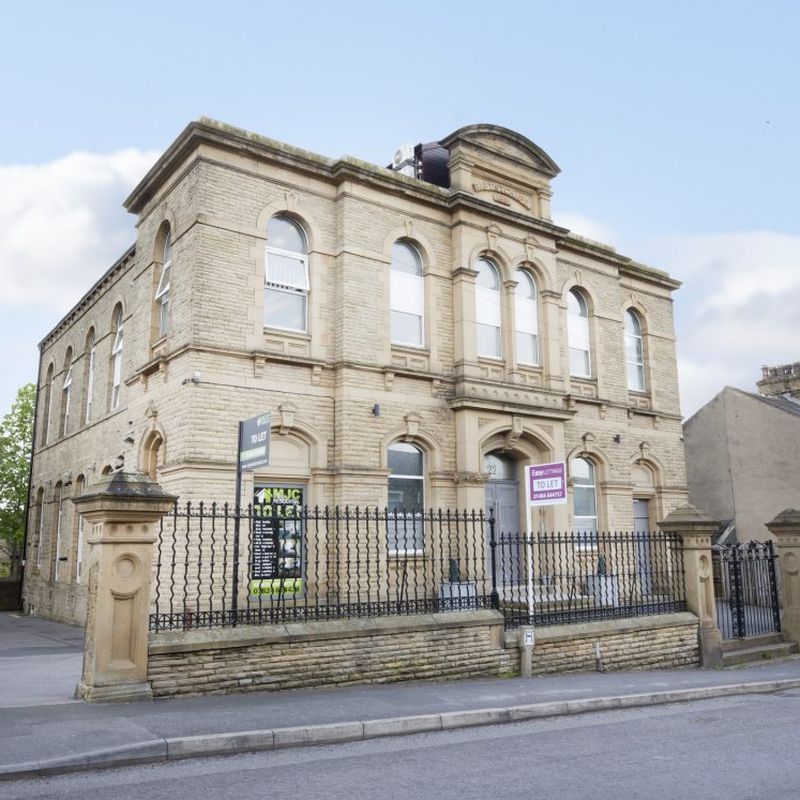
239;412;271;471
526;462;567;506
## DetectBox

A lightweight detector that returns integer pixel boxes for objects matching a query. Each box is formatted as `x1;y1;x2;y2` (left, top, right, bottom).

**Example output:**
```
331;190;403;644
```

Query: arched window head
155;230;172;337
624;309;646;391
567;289;591;378
571;457;597;546
475;258;502;358
387;442;425;552
60;347;73;437
265;216;309;332
390;241;424;346
110;305;124;410
143;432;164;481
41;364;54;447
84;328;96;425
515;270;539;365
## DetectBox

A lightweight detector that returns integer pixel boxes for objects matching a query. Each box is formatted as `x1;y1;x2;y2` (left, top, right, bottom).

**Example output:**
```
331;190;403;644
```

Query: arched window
571;457;598;546
83;328;95;425
390;241;424;346
74;475;85;583
567;289;591;378
41;364;54;446
33;487;45;569
475;258;502;358
624;309;645;391
265;216;309;332
155;230;172;337
515;270;539;365
59;348;73;437
53;481;64;582
143;431;164;481
387;442;425;553
109;305;124;410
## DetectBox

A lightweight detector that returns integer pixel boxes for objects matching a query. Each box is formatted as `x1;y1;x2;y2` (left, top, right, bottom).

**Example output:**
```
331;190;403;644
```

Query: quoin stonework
24;120;688;625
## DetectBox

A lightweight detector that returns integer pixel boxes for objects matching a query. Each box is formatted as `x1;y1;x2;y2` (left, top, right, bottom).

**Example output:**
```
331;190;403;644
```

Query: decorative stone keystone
659;504;723;668
72;471;176;702
766;508;800;646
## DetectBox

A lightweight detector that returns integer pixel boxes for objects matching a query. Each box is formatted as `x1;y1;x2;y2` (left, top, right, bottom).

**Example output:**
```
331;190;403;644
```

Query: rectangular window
85;345;95;424
76;514;85;583
54;495;63;582
390;270;424;347
568;313;591;378
475;284;502;358
387;444;425;553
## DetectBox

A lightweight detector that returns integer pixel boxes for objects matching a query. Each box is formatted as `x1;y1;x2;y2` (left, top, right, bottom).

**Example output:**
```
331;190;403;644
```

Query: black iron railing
149;503;687;632
494;529;686;629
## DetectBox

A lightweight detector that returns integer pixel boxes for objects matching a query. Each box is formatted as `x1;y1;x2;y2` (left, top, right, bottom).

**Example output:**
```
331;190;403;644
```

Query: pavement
3;611;800;781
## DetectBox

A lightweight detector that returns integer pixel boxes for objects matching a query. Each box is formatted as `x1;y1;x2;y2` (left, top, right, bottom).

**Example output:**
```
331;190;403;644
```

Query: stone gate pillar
766;508;800;646
72;471;176;702
659;504;723;668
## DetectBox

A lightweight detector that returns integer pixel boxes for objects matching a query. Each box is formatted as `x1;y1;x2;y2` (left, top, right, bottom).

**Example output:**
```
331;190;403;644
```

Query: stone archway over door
484;452;521;584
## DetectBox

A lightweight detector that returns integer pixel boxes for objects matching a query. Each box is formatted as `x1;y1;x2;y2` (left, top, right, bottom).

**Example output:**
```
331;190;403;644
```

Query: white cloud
553;212;616;247
0;149;160;311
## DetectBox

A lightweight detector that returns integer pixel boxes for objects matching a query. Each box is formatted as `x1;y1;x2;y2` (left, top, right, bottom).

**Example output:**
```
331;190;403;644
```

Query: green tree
0;383;35;579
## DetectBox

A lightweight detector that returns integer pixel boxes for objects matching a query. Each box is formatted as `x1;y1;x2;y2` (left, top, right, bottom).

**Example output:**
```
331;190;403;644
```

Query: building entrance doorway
484;452;521;584
633;499;653;595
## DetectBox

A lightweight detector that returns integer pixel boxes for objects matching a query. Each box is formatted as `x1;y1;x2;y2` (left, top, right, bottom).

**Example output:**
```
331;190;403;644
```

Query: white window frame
155;232;172;338
571;457;598;548
61;358;73;437
35;493;45;569
568;289;591;378
475;258;502;359
54;490;64;582
264;218;309;333
387;443;425;555
111;316;124;410
514;269;539;366
76;513;85;583
390;241;425;348
85;340;96;424
625;309;646;392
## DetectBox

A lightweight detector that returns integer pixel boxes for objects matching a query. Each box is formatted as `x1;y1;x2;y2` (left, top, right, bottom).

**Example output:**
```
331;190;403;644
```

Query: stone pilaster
659;504;723;668
766;508;800;646
72;471;176;702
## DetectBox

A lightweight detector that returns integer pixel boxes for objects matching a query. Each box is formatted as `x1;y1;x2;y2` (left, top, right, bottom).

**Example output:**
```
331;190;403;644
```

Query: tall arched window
387;442;425;552
59;348;73;437
475;258;502;358
109;305;124;410
41;364;54;446
155;230;172;337
143;431;164;481
33;487;45;569
571;457;598;546
624;309;645;391
567;289;591;378
53;481;64;582
83;328;96;426
390;241;424;346
265;216;309;332
515;270;539;365
74;475;85;583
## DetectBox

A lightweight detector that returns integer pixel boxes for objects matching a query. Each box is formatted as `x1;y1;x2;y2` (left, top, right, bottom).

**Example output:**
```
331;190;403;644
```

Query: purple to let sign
527;462;567;506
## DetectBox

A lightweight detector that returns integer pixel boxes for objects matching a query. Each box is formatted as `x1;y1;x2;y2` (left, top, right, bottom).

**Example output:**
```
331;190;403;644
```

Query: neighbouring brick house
24;119;688;624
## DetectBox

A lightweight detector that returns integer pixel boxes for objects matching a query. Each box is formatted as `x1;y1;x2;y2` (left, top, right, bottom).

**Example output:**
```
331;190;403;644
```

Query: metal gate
713;541;781;639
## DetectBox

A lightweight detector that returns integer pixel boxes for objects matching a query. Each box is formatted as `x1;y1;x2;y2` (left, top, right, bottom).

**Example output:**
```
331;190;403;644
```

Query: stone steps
721;635;799;667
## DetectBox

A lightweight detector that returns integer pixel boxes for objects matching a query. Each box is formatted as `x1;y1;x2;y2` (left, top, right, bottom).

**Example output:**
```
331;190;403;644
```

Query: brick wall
148;610;513;697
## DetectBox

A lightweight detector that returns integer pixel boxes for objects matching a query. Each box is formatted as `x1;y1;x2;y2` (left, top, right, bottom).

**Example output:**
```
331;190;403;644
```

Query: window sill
388;550;426;560
391;343;429;354
263;326;311;340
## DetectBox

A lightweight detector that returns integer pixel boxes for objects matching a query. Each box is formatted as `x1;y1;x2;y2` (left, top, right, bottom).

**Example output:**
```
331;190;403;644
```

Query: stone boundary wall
507;613;699;674
148;610;514;697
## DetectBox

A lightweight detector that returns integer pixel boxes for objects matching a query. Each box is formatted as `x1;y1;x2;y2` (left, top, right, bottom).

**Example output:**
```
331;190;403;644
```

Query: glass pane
573;486;597;517
268;216;306;253
163;231;172;264
627;362;645;391
159;297;169;336
574;519;598;547
387;513;425;551
515;270;535;300
390;270;424;315
624;309;641;335
568;289;587;317
484;453;516;480
516;332;538;365
265;288;306;331
477;323;501;358
388;443;423;476
516;296;538;335
391;310;423;346
625;335;642;362
475;258;499;289
567;313;590;350
391;242;422;276
388;477;424;510
569;347;590;377
571;458;594;484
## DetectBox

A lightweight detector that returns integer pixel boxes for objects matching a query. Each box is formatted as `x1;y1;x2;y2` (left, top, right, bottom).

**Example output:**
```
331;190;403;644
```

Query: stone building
684;386;800;541
758;362;800;401
23;119;688;624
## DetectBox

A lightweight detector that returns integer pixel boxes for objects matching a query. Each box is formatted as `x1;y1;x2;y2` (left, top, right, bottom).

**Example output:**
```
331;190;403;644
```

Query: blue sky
1;0;798;416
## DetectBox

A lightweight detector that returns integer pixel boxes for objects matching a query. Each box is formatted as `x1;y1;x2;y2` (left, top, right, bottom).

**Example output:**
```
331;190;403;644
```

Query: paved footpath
3;611;800;780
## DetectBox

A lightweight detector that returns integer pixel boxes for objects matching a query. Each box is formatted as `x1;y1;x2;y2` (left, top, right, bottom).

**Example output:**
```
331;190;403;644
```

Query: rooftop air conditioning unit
392;144;416;177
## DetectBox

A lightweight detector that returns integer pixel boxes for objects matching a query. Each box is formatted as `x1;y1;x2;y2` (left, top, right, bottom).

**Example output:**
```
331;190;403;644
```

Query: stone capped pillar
72;471;176;702
659;504;723;668
766;508;800;646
